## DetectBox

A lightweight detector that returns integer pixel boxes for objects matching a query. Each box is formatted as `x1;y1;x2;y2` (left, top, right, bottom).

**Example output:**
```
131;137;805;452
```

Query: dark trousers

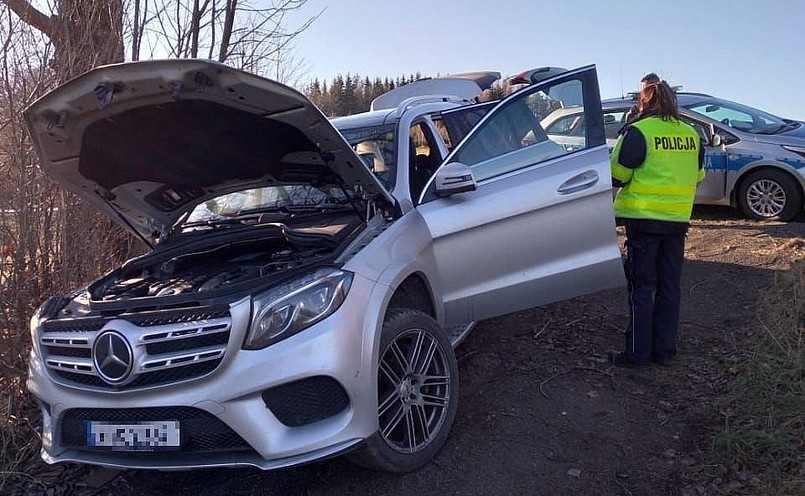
623;219;687;365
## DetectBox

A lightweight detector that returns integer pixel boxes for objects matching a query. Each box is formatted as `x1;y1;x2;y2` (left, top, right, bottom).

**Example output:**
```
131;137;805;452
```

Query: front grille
40;305;232;391
61;407;253;453
261;376;350;427
56;359;223;389
126;307;231;327
145;327;229;355
43;346;90;358
43;318;106;333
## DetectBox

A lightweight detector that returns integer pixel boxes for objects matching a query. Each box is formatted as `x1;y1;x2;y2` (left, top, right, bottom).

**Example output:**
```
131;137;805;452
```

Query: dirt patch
17;206;805;496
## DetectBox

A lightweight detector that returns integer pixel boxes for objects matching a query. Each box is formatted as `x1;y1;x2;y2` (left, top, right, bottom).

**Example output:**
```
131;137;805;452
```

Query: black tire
737;169;802;221
347;309;459;472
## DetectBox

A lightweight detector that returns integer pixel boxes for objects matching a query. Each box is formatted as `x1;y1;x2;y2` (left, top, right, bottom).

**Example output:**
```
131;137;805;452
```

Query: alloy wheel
377;328;452;454
746;179;787;218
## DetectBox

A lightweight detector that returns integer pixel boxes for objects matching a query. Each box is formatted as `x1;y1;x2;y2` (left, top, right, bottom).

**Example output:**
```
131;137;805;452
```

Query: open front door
417;66;625;326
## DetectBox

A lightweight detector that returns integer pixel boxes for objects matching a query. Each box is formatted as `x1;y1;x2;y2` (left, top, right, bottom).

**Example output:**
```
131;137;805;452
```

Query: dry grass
714;259;805;495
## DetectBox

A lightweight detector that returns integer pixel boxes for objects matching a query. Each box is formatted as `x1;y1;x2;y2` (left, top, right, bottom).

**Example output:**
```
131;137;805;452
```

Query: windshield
684;97;787;134
178;185;355;228
338;124;397;190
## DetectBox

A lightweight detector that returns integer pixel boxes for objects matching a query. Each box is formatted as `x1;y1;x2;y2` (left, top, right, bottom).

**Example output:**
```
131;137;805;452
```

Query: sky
287;0;805;119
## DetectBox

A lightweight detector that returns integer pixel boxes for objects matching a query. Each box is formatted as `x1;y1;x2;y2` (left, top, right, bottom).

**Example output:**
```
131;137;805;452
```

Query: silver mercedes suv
25;59;623;472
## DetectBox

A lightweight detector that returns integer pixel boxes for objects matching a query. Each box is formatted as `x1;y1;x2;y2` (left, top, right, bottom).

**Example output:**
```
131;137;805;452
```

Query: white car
25;60;623;472
538;106;622;151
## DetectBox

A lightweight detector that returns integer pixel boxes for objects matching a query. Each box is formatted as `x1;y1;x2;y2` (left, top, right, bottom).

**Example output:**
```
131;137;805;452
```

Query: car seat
409;140;439;200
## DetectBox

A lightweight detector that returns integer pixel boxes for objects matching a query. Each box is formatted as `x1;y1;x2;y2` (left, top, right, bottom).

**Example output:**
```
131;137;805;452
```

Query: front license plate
86;420;180;450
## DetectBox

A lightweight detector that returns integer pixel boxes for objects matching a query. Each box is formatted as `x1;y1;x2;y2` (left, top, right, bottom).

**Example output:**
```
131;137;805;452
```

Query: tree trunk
53;0;130;284
3;0;133;287
51;0;124;81
218;0;237;62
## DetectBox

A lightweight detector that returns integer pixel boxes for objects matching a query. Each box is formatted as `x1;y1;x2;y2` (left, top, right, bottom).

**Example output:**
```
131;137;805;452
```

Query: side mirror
710;133;722;147
706;123;722;147
433;162;477;197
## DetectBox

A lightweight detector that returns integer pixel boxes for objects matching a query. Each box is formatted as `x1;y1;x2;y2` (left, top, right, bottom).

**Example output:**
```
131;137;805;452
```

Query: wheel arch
362;267;442;370
730;162;805;207
386;272;437;319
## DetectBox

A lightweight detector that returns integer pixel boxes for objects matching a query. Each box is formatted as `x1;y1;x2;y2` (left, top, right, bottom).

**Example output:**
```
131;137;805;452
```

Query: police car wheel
737;169;801;222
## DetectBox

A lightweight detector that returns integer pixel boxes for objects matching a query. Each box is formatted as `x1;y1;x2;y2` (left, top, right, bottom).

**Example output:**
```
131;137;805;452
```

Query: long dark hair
639;81;679;121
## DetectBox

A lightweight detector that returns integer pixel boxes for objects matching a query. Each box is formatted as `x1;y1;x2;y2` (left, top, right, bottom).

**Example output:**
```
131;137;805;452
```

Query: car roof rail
676;91;713;97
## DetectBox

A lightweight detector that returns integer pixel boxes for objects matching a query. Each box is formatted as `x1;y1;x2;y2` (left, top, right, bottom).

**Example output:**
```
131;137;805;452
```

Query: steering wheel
720;118;731;127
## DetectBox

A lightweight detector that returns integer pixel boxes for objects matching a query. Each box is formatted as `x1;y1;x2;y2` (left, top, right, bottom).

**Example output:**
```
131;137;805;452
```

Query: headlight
30;312;41;355
244;268;353;350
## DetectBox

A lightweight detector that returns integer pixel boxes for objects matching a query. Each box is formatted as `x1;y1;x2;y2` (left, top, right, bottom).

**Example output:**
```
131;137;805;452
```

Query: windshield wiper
776;121;800;133
180;202;356;231
235;203;355;217
284;203;355;213
759;121;800;135
179;216;258;229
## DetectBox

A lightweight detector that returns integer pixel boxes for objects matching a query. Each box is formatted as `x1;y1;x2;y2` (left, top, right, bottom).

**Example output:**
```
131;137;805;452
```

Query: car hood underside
24;59;395;243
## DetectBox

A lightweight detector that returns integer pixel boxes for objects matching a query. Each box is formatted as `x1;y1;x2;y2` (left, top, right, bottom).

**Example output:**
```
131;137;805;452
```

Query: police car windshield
683;97;786;135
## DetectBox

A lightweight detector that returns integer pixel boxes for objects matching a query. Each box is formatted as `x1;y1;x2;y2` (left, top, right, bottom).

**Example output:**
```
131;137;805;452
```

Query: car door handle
557;170;599;195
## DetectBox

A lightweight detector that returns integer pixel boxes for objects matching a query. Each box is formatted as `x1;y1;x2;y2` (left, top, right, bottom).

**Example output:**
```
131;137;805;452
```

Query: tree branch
189;0;200;58
218;0;236;62
1;0;53;38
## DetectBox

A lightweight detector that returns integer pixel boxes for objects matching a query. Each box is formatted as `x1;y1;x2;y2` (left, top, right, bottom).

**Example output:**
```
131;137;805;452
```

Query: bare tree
0;1;319;489
0;6;67;488
1;0;131;305
3;0;124;81
127;0;319;83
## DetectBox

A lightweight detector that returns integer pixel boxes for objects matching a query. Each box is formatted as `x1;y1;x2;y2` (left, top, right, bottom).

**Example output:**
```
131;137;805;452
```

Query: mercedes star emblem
93;331;133;384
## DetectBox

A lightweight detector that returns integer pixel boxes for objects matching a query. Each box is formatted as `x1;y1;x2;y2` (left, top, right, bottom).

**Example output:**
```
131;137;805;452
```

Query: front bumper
27;274;383;470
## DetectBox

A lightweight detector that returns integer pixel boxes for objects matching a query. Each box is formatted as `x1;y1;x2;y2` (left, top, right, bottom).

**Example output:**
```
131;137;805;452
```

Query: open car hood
25;59;395;243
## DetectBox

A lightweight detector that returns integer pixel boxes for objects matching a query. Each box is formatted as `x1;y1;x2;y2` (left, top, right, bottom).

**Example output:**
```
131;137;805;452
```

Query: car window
684;98;785;134
449;75;601;182
603;110;627;140
182;185;350;226
437;101;497;149
338;124;397;189
433;118;453;150
409;122;442;199
679;114;740;146
715;128;740;145
679;117;709;142
543;112;586;137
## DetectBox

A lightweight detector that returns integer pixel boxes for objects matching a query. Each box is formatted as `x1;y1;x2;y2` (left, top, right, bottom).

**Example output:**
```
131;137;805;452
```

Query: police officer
609;81;705;368
622;73;661;125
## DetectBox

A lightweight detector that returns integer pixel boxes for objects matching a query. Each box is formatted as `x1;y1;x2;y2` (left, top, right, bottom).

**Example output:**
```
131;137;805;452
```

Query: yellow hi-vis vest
611;117;704;222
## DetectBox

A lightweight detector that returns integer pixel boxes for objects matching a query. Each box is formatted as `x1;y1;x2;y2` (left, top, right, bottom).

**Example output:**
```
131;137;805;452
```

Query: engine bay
89;217;361;302
97;240;327;300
